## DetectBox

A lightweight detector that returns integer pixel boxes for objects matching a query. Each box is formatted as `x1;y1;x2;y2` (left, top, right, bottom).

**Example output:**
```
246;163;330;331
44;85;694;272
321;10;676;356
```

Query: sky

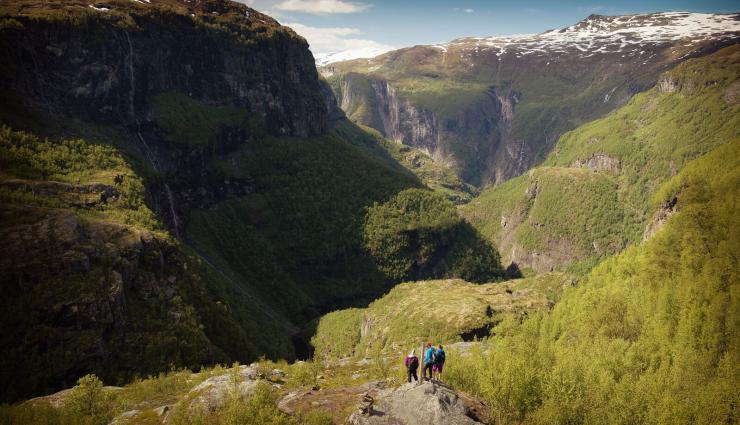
238;0;740;56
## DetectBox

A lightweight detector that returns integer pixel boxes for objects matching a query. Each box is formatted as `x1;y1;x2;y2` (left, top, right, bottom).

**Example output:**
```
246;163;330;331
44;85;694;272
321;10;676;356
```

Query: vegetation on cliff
363;189;502;283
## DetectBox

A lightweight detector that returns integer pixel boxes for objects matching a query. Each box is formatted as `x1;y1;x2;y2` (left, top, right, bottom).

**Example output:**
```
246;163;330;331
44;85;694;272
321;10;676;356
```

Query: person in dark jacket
422;342;436;381
405;349;419;383
433;345;446;381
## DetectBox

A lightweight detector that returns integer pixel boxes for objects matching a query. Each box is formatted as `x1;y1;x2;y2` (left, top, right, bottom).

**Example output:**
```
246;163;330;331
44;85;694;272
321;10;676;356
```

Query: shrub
62;374;113;425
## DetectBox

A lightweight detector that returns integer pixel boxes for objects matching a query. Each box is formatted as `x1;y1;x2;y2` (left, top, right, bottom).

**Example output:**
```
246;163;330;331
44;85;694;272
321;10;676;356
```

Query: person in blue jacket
422;342;436;381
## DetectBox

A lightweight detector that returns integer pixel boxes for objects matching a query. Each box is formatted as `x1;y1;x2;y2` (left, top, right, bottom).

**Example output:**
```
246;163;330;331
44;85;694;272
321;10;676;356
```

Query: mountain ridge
322;11;740;186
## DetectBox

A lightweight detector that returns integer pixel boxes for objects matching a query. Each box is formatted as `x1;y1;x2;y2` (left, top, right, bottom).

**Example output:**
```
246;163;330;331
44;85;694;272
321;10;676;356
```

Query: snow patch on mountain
314;46;394;66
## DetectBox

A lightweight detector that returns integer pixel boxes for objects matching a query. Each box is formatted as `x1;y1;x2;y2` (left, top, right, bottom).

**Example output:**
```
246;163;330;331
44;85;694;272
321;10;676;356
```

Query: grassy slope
445;139;740;424
311;273;574;360
461;45;740;274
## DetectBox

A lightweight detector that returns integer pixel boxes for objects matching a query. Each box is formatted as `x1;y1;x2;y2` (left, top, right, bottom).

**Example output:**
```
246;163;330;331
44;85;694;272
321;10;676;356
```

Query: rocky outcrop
656;75;680;93
724;80;740;104
570;153;621;171
185;365;263;412
348;381;487;425
642;196;677;241
509;239;582;274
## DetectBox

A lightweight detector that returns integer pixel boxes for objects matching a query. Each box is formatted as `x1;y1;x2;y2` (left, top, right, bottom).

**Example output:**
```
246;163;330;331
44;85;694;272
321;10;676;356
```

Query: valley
0;1;737;424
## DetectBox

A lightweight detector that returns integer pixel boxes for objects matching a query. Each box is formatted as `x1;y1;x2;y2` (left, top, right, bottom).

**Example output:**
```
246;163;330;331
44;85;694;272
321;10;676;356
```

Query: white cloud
276;0;370;14
286;22;394;62
463;8;475;13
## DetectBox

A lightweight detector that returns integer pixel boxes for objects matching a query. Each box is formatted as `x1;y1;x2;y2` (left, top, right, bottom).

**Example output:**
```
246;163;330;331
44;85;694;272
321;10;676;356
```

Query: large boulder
349;380;486;425
186;365;260;412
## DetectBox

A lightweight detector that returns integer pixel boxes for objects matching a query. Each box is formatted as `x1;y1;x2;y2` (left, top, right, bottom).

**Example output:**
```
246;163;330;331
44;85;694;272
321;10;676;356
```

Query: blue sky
239;0;739;55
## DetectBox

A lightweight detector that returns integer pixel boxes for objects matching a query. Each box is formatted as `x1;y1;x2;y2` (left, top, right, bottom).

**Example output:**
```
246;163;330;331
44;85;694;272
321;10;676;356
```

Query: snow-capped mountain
313;46;393;66
436;12;740;60
321;12;739;67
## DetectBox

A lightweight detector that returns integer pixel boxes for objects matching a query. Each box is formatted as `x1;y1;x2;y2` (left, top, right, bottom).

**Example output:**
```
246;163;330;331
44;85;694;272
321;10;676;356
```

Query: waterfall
164;183;181;238
124;31;181;238
124;31;136;118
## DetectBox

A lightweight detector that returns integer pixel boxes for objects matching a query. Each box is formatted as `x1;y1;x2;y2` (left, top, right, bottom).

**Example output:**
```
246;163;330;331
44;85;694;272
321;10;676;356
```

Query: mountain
0;0;502;402
322;12;740;186
461;45;740;274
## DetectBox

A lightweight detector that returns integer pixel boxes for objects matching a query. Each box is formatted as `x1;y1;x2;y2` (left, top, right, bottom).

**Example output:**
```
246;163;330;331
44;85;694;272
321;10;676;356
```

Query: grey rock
570;153;621;171
186;366;259;412
348;381;482;425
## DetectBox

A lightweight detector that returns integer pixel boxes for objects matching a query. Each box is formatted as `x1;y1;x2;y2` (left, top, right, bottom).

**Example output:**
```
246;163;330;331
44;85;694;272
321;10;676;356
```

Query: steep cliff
0;0;326;137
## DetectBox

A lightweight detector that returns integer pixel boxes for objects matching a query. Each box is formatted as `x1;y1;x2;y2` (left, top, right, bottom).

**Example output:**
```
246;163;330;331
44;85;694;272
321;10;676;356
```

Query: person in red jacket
405;349;419;383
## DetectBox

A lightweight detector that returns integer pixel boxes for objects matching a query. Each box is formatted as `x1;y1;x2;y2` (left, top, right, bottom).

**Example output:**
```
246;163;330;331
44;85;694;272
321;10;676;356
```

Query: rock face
642;197;677;242
348;381;486;425
333;73;508;184
570;153;621;171
0;0;327;137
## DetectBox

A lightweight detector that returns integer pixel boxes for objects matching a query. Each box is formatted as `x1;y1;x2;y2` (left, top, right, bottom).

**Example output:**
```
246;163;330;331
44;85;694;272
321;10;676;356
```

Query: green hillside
355;124;478;204
311;273;573;361
461;45;740;274
445;139;739;424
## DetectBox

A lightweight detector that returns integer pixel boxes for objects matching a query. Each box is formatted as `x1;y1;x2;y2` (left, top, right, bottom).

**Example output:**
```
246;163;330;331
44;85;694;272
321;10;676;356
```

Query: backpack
436;349;445;364
424;347;435;363
409;356;419;369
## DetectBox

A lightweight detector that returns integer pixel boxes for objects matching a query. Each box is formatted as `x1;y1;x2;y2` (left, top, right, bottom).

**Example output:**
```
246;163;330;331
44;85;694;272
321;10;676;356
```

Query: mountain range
322;12;739;185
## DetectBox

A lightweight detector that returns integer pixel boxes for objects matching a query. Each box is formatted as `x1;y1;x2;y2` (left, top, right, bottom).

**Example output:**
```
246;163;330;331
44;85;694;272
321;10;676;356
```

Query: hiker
422;342;436;381
405;349;419;383
433;344;446;381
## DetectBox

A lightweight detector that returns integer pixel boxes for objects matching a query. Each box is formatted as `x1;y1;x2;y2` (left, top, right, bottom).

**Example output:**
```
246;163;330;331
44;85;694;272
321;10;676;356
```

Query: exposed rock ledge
642;197;677;242
570;153;621;171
